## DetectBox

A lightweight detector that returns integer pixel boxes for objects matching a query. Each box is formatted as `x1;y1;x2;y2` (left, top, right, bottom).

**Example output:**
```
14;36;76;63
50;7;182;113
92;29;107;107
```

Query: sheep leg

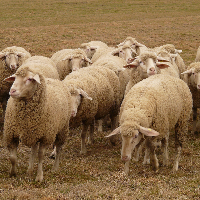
109;115;119;145
27;144;38;175
124;160;130;175
88;122;94;145
192;107;197;134
146;138;159;172
9;145;18;177
143;148;150;165
97;119;103;133
80;123;89;154
35;143;46;182
133;138;145;162
161;134;169;166
52;144;62;172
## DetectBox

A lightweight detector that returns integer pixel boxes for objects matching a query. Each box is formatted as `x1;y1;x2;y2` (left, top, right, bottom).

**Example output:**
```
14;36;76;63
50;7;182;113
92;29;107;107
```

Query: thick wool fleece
4;67;71;148
20;56;60;80
0;47;31;102
93;55;130;100
186;62;200;108
120;74;192;144
51;49;89;80
63;65;121;126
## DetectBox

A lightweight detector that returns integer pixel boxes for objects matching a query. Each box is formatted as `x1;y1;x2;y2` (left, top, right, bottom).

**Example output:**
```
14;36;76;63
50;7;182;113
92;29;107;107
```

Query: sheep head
4;69;41;100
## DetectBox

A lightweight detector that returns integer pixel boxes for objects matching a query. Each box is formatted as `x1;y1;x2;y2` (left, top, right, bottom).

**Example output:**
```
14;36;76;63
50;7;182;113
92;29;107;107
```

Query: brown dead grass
0;0;200;199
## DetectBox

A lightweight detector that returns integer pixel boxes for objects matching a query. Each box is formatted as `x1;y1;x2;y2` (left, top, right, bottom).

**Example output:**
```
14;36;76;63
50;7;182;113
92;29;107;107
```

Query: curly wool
63;65;121;126
4;67;71;148
120;74;192;142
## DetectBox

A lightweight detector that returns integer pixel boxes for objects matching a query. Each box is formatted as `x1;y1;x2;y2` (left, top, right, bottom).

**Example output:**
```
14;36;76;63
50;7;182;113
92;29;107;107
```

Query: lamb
124;49;179;95
106;74;192;174
195;46;200;62
80;41;108;59
51;48;92;80
3;65;72;182
0;46;31;122
182;62;200;134
63;65;121;154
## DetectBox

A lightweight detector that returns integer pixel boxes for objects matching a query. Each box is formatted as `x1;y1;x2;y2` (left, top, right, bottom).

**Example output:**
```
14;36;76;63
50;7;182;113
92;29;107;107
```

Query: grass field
0;0;200;199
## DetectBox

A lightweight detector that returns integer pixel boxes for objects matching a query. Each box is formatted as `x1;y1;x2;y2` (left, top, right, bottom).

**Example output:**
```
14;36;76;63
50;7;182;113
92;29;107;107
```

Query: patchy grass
0;0;200;199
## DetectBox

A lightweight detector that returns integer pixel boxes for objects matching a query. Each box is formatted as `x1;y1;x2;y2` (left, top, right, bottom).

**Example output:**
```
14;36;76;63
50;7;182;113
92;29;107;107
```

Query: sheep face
5;71;40;100
5;53;20;70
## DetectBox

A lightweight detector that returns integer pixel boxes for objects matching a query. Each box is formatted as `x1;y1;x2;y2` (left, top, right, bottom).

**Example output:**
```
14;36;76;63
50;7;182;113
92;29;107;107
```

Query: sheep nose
149;67;155;72
10;89;16;95
127;58;134;64
122;156;129;161
10;65;16;70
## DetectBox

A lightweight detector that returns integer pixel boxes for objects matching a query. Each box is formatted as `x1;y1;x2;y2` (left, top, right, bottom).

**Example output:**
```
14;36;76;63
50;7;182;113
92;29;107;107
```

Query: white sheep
124;49;179;95
106;74;192;174
182;62;200;134
80;41;108;59
117;37;148;55
51;48;92;80
195;46;200;62
0;46;31;122
63;65;121;154
3;65;72;182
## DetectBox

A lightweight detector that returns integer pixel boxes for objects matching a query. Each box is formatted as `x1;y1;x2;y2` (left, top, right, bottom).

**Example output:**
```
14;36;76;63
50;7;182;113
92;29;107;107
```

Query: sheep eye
27;78;33;82
134;134;138;138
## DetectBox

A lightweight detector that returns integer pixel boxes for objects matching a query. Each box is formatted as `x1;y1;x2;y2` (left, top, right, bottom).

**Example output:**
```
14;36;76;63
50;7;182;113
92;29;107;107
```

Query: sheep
124;49;179;95
51;48;92;80
3;65;73;182
106;74;192;175
153;44;186;79
117;37;148;55
0;46;31;123
110;44;137;63
182;62;200;134
63;65;121;154
195;46;200;62
80;41;108;59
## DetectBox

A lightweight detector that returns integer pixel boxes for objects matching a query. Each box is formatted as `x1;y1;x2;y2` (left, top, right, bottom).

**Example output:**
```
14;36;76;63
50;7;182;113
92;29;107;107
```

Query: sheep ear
156;62;171;69
139;126;159;136
33;74;41;84
0;52;6;59
78;88;92;100
16;52;26;57
4;74;16;82
175;49;182;54
105;127;121;138
123;60;139;68
181;68;193;75
111;49;120;56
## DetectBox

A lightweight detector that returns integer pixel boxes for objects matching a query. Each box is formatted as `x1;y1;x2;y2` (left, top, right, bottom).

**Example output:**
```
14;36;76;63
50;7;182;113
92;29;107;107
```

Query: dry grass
0;0;200;199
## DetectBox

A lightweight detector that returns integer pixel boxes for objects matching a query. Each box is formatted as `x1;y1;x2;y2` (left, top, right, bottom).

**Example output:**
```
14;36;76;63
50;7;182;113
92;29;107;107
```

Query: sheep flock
0;37;199;183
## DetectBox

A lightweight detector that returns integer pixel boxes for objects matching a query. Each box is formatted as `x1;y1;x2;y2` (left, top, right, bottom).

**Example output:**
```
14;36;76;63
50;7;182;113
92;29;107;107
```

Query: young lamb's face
6;71;40;100
70;93;82;117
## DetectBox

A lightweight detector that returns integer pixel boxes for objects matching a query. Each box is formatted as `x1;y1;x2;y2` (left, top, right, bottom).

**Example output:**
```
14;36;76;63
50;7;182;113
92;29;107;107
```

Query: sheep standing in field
3;65;72;182
182;62;200;134
63;65;121;154
195;46;200;62
106;74;192;174
51;48;92;80
124;49;179;95
80;41;109;59
117;37;148;55
0;46;31;122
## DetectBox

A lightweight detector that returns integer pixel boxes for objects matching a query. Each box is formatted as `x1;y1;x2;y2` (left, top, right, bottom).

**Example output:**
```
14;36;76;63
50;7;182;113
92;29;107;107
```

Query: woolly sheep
117;37;148;55
124;49;179;95
153;44;186;79
51;48;92;80
63;65;121;154
3;65;72;182
106;74;192;174
0;46;31;121
195;46;200;62
182;62;200;134
80;41;108;59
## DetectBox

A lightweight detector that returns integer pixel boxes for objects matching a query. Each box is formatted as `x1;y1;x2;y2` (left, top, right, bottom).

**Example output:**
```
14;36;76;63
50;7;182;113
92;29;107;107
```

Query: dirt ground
0;0;200;199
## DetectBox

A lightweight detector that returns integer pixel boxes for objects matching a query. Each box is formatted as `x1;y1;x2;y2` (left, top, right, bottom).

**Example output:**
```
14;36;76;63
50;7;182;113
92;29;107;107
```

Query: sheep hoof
10;171;16;177
49;154;55;160
80;149;87;155
35;174;43;182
